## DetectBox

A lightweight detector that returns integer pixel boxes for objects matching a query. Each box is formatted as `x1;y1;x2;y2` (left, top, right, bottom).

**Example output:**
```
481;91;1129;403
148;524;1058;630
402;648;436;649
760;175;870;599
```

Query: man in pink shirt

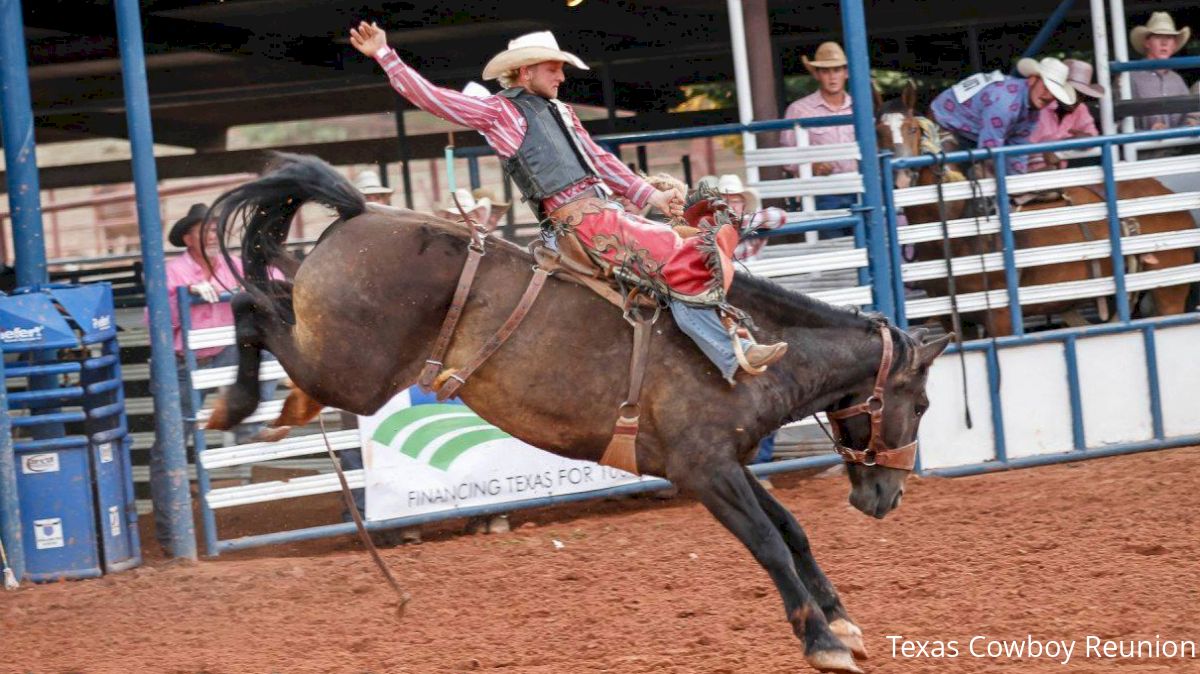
780;42;858;239
1028;60;1103;171
350;22;788;382
147;203;278;550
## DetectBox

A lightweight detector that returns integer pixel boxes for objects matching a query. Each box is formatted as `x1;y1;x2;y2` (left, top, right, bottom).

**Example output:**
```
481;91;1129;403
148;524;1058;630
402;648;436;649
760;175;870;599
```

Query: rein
818;325;917;471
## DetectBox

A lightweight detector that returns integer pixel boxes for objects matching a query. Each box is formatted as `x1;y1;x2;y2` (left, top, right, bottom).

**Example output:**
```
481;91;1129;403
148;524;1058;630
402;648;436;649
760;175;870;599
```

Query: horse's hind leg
271;388;325;430
746;470;867;660
675;461;860;674
208;293;268;431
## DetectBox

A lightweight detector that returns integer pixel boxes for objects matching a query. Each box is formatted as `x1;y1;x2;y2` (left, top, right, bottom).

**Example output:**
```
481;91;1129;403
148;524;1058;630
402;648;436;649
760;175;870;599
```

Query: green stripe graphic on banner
370;403;514;471
428;428;512;470
400;417;498;459
371;404;472;446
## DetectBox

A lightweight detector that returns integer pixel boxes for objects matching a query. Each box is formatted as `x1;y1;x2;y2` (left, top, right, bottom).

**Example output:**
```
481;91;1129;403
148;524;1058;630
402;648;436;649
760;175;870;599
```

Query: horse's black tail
210;152;365;321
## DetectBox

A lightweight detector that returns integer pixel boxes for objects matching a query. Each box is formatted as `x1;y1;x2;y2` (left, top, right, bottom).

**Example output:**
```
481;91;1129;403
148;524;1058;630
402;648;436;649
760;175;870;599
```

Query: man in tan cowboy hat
781;43;856;186
1129;12;1195;130
931;56;1077;175
349;21;788;382
353;170;394;205
1028;59;1103;171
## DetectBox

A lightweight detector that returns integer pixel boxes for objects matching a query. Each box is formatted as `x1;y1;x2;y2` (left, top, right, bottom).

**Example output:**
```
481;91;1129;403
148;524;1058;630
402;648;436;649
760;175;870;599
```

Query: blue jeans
149;345;278;547
815;193;858;239
670;300;752;384
752;432;777;464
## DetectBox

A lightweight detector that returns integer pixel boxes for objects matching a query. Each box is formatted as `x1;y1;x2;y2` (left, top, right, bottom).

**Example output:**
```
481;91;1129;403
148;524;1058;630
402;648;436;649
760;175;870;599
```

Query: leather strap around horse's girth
418;246;484;392
436;268;551;401
599;313;654;475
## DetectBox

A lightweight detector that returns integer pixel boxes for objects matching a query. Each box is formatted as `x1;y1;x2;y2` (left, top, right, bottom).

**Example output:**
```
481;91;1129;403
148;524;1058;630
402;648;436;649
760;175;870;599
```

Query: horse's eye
915;403;929;417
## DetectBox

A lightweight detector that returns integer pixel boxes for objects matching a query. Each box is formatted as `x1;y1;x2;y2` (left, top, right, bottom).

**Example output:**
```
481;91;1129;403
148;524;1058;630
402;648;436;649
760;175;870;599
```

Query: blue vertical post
467;156;481;190
840;0;895;319
0;357;24;583
114;0;196;559
991;160;1024;336
1100;142;1131;322
878;152;909;328
0;0;47;286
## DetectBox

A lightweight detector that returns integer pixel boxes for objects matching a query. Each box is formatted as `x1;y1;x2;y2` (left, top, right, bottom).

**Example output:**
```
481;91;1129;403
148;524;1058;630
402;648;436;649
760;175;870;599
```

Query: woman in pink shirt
1028;60;1104;171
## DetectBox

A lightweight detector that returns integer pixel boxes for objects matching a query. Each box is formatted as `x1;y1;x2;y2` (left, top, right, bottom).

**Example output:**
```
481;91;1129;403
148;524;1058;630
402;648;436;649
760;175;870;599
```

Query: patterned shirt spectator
931;77;1040;174
1130;69;1192;130
780;91;857;175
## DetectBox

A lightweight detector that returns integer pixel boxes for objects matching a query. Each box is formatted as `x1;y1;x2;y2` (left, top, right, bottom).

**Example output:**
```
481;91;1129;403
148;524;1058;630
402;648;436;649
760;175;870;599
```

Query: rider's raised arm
565;105;656;210
373;47;505;134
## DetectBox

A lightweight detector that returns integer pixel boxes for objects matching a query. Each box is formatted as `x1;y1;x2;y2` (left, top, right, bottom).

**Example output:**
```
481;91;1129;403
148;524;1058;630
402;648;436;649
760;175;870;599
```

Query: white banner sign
361;388;646;522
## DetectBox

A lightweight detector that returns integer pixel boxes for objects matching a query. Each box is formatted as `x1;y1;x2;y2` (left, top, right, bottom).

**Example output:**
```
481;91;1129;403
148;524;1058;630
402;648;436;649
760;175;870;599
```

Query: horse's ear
901;80;917;115
917;333;953;366
907;326;930;344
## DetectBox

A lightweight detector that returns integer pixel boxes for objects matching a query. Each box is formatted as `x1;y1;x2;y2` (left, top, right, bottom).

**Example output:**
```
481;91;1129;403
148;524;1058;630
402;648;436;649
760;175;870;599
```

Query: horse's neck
763;318;885;421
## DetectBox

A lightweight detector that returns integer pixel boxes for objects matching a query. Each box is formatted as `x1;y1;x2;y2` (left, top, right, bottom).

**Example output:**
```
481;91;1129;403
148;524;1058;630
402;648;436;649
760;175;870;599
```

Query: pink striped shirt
375;48;655;212
780;91;857;175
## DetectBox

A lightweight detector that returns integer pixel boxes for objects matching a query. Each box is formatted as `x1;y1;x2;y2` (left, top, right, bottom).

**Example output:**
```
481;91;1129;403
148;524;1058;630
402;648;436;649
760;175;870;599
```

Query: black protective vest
499;88;599;217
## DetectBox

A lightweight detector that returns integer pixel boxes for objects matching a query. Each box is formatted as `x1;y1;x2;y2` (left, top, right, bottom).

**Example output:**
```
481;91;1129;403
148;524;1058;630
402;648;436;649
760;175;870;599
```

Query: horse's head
874;81;923;189
827;324;951;519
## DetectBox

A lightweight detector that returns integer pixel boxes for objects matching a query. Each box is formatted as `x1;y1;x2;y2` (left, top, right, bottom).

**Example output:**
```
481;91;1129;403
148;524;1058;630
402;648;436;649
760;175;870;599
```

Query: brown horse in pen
204;154;951;673
877;84;1197;337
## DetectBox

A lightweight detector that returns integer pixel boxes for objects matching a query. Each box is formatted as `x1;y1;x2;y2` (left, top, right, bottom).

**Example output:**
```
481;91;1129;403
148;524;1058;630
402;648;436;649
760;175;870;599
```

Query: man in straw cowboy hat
353;170;395;205
781;43;857;189
1129;11;1196;130
931;56;1077;176
1028;59;1104;171
350;21;788;381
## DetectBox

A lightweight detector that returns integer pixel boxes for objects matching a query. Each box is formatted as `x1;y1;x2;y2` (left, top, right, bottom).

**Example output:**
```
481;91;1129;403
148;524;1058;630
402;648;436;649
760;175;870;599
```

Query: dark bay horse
206;154;951;674
878;84;1196;336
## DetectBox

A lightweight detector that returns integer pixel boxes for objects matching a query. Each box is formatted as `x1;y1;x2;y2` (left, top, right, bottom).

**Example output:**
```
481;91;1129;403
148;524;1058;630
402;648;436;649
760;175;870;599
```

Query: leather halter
826;326;918;471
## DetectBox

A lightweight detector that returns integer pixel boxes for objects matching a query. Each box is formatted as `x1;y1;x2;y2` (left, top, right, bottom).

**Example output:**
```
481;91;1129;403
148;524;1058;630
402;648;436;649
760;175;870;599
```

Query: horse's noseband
827;326;918;471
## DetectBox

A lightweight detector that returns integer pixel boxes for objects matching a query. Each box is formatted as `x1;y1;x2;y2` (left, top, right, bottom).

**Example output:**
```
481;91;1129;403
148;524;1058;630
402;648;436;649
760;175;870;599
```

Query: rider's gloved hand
189;282;220;304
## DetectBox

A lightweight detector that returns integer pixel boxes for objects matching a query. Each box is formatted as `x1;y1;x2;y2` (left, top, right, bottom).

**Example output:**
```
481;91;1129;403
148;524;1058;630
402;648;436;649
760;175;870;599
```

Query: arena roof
8;0;1198;186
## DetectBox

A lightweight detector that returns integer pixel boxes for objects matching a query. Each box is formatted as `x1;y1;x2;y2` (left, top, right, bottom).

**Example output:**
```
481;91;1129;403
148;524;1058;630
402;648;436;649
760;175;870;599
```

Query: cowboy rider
930;56;1078;177
349;22;788;382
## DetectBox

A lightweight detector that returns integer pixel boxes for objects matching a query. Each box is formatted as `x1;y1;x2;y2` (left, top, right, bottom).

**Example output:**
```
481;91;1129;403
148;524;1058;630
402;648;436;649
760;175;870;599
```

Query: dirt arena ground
4;446;1199;674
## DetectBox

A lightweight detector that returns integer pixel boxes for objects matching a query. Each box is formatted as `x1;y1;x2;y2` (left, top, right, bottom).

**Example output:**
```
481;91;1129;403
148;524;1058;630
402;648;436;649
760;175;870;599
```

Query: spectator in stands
472;187;512;232
435;188;492;226
1028;60;1104;171
930;56;1077;176
147;203;279;553
1129;12;1195;130
354;170;394;205
712;174;786;262
780;42;857;213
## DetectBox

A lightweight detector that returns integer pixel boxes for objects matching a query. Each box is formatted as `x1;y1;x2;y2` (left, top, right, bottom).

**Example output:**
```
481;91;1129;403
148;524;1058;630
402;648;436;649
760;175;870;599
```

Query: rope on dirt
319;415;411;618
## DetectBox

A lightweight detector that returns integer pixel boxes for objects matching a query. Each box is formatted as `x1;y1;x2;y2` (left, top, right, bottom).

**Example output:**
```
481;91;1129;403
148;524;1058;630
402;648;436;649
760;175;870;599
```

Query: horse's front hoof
807;648;863;674
829;619;868;660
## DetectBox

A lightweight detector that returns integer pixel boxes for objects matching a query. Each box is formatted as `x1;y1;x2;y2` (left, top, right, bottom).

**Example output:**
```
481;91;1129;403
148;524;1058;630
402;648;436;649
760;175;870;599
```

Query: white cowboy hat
353;170;392;196
482;31;589;81
435;188;492;223
717;174;760;214
1016;56;1077;106
1131;12;1191;56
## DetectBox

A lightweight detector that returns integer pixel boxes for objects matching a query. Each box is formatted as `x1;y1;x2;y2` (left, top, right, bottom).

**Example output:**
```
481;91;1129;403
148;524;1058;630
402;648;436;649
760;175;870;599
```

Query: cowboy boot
744;342;789;370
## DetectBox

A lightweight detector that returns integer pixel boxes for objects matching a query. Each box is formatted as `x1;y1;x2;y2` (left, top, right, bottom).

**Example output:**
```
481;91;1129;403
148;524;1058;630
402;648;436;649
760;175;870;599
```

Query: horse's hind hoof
829;619;868;660
806;649;863;674
249;425;293;443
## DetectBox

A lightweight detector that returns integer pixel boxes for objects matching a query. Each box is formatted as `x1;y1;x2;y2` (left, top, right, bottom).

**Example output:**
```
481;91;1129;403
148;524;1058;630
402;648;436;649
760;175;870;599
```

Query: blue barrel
0;282;139;580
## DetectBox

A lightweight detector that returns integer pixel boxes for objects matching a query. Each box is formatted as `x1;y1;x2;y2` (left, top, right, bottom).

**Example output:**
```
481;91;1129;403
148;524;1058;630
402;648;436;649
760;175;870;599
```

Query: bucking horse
206;154;951;674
